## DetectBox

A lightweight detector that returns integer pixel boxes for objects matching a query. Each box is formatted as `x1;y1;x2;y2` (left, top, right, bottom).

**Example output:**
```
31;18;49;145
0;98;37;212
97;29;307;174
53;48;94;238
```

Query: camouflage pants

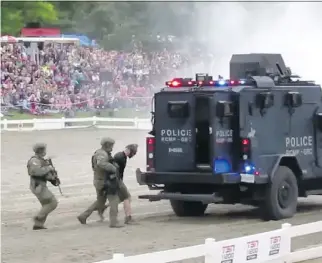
79;186;120;226
30;183;58;227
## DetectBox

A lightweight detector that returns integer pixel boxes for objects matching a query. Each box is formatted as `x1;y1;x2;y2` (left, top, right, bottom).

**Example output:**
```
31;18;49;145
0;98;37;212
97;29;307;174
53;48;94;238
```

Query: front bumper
135;168;268;186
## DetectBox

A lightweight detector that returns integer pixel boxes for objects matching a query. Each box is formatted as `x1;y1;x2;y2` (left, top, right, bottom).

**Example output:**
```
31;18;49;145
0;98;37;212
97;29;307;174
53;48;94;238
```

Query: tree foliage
1;1;58;35
1;1;198;47
1;1;284;50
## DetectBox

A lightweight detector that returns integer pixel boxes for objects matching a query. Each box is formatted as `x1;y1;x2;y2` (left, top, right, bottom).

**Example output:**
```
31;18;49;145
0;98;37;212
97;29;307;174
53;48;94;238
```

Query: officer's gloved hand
49;177;60;186
50;180;57;186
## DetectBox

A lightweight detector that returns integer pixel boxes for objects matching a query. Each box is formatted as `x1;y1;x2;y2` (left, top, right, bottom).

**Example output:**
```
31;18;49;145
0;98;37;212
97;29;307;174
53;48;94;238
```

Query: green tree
1;3;22;36
1;1;58;35
1;1;200;49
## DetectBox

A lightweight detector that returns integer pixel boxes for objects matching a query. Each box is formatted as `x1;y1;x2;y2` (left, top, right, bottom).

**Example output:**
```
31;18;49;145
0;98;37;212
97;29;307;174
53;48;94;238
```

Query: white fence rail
0;117;152;131
95;221;322;263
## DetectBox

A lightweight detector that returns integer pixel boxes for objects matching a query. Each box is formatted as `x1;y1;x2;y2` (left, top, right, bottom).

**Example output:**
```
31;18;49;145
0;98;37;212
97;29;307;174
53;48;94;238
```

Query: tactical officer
100;144;138;224
27;143;58;230
77;137;122;228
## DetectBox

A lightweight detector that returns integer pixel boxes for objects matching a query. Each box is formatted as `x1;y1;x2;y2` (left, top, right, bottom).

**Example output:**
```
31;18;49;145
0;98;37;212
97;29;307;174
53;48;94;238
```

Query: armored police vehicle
136;53;322;221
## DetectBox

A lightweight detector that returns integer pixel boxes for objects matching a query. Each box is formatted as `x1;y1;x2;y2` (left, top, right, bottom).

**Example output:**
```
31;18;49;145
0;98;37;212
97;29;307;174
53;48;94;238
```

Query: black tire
170;200;208;217
261;166;298;221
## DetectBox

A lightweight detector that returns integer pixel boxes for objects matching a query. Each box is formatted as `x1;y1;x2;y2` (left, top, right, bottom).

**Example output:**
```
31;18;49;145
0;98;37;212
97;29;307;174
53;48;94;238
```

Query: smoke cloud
178;2;322;83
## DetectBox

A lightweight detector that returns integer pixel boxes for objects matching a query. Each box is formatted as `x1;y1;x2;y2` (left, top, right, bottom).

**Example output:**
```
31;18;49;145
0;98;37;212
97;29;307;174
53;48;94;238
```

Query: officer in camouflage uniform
77;137;122;228
98;144;138;224
27;143;58;230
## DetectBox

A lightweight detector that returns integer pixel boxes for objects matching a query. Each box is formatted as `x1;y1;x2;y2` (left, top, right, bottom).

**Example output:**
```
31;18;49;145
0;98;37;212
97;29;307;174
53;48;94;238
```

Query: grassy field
1;108;150;120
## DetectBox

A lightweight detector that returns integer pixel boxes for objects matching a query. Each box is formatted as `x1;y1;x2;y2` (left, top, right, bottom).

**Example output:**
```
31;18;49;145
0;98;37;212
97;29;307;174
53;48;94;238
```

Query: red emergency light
165;78;195;88
198;80;215;86
169;80;180;87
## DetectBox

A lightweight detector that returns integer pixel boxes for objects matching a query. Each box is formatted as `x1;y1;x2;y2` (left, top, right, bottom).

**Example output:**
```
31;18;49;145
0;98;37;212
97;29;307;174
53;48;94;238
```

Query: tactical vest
91;150;114;170
27;155;47;181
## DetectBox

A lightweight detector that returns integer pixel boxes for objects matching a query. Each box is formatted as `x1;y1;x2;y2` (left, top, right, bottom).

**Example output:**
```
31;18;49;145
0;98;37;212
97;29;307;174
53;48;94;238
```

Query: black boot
77;215;87;225
33;225;47;230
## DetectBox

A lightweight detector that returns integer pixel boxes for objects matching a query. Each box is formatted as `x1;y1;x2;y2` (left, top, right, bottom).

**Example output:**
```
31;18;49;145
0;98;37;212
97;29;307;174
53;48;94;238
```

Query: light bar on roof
165;77;249;88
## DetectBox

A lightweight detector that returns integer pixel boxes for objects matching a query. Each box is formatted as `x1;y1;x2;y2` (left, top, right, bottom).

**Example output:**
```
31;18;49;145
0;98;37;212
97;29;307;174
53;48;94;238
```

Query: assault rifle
47;158;63;196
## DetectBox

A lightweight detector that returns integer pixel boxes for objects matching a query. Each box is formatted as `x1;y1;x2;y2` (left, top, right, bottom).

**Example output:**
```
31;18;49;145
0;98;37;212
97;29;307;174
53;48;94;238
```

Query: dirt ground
1;128;322;263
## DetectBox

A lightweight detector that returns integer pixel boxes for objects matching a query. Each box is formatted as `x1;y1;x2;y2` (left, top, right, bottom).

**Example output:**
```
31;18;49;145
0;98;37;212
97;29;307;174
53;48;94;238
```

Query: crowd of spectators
1;40;207;116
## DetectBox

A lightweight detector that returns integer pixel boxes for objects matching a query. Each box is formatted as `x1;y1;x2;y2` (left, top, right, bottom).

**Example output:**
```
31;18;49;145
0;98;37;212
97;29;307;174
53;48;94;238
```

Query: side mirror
284;92;302;108
255;92;274;109
216;101;233;118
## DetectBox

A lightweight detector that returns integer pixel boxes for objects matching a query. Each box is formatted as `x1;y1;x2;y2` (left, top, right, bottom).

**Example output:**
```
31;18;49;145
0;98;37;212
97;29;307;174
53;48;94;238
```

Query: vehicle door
154;92;196;172
210;91;237;173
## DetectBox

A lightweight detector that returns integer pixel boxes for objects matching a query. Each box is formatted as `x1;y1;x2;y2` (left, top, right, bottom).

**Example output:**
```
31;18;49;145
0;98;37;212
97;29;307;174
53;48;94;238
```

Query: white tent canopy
0;35;17;43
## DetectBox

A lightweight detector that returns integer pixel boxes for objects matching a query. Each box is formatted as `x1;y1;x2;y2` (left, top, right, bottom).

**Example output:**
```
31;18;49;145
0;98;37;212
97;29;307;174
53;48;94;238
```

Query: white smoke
179;2;322;83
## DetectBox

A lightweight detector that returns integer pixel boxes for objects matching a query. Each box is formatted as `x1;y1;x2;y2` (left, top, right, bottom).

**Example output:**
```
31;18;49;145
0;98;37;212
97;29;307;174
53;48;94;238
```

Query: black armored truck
136;53;322;220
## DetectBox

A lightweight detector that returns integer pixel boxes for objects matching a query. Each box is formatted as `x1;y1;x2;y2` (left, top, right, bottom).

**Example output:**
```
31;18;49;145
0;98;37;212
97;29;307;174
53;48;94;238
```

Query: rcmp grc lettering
285;136;313;148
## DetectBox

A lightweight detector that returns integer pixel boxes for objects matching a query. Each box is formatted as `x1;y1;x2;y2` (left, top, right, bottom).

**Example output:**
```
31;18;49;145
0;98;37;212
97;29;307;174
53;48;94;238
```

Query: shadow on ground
141;199;322;225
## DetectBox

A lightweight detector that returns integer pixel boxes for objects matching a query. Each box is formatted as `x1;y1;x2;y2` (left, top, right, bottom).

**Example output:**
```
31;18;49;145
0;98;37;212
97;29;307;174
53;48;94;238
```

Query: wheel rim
278;181;293;209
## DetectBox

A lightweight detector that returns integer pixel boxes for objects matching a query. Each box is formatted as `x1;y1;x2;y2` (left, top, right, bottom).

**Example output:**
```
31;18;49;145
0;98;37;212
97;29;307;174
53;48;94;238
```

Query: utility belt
31;176;47;182
30;175;47;188
31;175;60;188
103;173;120;195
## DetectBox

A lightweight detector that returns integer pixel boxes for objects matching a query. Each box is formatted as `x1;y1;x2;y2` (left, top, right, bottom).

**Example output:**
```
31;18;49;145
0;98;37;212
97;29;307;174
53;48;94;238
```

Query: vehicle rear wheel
170;200;208;217
261;166;298;221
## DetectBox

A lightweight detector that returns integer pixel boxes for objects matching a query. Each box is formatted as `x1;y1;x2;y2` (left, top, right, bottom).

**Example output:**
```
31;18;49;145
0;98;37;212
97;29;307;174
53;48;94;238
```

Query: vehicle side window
167;101;189;118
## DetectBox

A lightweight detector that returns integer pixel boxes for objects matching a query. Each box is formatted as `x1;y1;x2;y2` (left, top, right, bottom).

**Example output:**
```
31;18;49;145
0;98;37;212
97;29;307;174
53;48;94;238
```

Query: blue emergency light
213;157;232;173
241;161;260;175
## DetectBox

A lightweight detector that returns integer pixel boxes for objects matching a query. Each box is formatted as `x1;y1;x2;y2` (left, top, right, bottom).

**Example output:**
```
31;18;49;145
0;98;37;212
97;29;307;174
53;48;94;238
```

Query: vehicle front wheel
170;200;208;217
261;166;298;221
